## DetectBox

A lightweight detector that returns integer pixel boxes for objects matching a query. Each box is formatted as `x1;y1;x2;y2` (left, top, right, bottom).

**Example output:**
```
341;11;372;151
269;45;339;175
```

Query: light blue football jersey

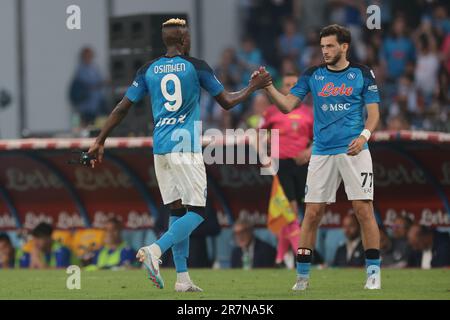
290;63;380;155
125;55;224;154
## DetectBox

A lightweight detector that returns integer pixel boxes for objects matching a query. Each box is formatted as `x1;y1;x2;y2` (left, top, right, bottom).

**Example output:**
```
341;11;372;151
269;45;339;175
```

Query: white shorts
305;149;374;203
154;152;207;207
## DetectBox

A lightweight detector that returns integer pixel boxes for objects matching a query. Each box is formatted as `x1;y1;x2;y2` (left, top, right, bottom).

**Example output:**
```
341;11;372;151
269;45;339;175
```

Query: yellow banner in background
267;175;296;235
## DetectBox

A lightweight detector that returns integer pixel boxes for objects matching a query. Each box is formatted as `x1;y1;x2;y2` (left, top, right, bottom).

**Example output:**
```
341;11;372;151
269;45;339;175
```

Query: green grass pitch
0;268;448;300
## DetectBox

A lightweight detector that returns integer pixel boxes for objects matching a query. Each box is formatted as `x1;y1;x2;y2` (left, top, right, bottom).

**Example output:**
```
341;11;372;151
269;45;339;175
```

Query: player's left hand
347;136;366;156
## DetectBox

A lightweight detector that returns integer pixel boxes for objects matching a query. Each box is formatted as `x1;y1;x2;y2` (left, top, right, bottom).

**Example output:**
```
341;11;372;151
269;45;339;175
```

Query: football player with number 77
254;24;382;291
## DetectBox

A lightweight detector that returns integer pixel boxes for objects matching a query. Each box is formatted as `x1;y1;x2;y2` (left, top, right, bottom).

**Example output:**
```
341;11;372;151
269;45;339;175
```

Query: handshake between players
86;66;272;168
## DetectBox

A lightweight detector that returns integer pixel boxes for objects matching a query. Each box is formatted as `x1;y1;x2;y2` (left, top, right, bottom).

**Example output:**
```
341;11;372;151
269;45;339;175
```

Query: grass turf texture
0;268;448;300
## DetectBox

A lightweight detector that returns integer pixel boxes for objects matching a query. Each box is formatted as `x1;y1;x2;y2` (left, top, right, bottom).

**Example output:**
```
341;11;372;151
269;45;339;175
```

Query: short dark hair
106;217;122;228
31;222;53;238
419;225;434;236
0;233;12;244
344;213;360;228
396;215;413;229
319;24;351;45
234;217;254;232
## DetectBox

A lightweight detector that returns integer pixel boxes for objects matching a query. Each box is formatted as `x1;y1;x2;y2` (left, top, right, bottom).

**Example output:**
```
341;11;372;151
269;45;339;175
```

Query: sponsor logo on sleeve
368;85;378;92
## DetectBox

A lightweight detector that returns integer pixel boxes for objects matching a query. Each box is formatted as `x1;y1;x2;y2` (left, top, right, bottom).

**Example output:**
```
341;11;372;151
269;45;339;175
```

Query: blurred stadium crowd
69;0;450;135
1;212;449;270
198;0;450;133
71;1;450;134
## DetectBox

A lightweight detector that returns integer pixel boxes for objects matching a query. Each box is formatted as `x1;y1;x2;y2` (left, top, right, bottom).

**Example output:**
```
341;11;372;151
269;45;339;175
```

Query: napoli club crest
347;72;356;80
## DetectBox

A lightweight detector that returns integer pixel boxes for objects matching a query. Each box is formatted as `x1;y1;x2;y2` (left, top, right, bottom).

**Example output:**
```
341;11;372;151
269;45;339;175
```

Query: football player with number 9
87;18;272;292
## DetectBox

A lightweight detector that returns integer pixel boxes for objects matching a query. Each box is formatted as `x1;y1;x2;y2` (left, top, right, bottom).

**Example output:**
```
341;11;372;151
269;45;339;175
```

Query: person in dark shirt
407;224;450;269
333;214;365;267
231;218;276;269
379;226;409;268
384;216;413;268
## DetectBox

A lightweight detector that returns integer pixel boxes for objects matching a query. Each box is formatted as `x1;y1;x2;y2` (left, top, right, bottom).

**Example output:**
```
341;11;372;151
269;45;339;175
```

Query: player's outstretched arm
264;84;300;114
87;97;133;167
214;68;272;110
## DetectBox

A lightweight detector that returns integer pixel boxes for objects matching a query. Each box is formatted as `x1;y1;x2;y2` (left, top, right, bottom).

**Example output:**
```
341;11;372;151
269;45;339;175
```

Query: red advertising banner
0;153;84;229
0;132;449;230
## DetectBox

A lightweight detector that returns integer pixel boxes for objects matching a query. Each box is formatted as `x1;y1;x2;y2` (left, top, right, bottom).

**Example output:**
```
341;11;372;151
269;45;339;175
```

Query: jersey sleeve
195;60;225;97
125;66;149;103
362;68;381;104
290;67;314;100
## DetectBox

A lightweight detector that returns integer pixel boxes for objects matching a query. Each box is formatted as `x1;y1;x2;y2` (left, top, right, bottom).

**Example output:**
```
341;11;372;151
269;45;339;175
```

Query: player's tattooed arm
87;97;133;167
214;68;272;110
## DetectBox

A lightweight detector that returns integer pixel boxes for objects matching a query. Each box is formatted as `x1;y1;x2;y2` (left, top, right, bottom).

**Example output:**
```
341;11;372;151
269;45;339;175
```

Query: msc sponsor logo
321;103;351;112
155;114;187;127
